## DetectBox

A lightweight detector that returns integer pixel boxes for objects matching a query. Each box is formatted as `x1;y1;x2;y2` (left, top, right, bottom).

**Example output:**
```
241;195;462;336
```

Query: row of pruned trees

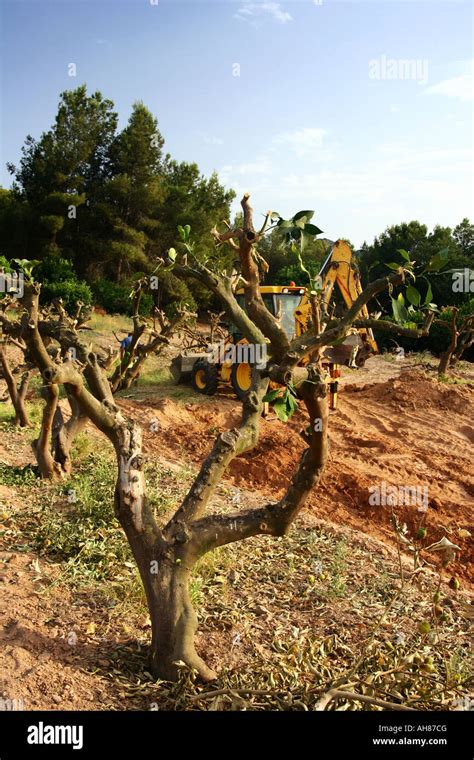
0;280;191;476
0;194;448;681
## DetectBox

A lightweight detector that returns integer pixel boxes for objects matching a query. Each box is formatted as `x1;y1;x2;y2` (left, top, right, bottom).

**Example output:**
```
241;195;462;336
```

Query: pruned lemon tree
2;194;439;681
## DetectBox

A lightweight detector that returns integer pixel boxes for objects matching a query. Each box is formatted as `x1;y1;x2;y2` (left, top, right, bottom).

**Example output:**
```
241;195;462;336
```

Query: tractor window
235;294;275;315
262;294;275;315
234;293;299;338
274;294;301;339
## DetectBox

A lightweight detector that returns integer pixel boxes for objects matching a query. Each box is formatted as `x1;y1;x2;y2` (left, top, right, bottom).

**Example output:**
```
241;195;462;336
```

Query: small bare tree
436;307;474;377
181;310;226;351
0;296;33;427
109;278;193;393
13;194;435;681
0;278;189;477
0;343;31;427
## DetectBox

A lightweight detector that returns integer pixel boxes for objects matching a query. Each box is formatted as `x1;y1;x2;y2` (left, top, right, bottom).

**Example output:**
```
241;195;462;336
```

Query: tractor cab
234;285;306;340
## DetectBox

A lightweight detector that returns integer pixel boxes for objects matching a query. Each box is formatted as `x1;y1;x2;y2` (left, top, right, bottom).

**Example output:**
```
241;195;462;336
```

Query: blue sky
1;0;473;246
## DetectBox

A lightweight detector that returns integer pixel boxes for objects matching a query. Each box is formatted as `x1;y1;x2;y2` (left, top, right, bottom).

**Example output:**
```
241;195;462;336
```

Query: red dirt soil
123;368;474;586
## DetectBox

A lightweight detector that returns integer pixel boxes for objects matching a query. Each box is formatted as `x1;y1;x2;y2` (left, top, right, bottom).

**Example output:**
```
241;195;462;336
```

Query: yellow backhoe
171;240;378;409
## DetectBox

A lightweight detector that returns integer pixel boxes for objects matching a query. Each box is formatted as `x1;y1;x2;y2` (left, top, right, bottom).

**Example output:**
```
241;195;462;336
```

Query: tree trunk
110;420;216;682
438;308;458;378
0;347;31;427
438;351;452;376
17;371;32;427
114;359;142;391
52;396;87;476
32;385;63;479
148;564;217;682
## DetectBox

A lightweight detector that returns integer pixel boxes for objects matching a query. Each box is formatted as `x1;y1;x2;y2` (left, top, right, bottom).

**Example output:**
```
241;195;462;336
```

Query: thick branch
173;261;266;346
42;360;162;546
164;374;269;536
52;395;88;475
315;688;417;712
354;311;435;339
209;194;290;359
0;346;31;427
265;361;328;391
189;386;328;557
20;283;54;373
32;384;62;479
281;271;405;366
238;194;290;360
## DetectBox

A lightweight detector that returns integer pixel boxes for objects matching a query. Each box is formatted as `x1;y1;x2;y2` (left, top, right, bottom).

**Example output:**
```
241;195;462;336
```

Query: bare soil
0;350;473;710
124;357;474;585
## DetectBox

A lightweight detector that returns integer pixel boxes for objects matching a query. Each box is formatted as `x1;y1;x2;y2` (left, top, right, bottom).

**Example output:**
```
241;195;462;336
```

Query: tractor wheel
230;362;258;401
191;360;219;395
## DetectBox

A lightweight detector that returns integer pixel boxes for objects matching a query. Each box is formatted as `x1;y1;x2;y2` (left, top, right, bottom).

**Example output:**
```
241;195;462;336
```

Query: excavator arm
319;240;378;355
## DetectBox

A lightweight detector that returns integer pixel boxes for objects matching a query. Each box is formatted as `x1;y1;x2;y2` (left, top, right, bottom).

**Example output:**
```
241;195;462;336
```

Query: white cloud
272;127;328;157
390;104;400;113
220;159;271;180
203;136;224;146
281;145;473;199
276;144;474;242
221;138;473;245
234;2;292;25
423;70;473;102
217;127;329;203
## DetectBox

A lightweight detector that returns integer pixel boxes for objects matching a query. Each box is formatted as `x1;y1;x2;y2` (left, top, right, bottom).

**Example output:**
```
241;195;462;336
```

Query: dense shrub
41;280;93;313
36;255;77;283
91;278;134;314
87;270;199;317
0;254;12;271
91;278;153;316
274;264;315;286
158;270;197;315
0;255;13;303
35;255;92;314
374;298;474;359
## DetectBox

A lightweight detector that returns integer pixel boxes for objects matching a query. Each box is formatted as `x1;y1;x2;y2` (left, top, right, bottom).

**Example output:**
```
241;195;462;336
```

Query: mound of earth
122;370;473;585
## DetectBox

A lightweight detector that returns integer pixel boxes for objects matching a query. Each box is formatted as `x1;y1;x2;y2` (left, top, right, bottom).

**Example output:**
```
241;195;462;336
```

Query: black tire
230;362;259;401
191;360;219;395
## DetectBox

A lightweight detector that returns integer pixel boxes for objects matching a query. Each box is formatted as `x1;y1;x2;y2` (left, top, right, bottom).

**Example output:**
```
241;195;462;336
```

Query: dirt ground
124;356;474;586
0;348;473;710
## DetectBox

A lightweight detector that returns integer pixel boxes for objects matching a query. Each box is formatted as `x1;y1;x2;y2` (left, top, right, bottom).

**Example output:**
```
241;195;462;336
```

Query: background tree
2;87;234;316
2;85;472;329
358;221;473;357
359;221;471;306
453;218;474;258
0;189;33;260
88;102;166;283
258;230;331;285
7;86;117;265
153;160;236;311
